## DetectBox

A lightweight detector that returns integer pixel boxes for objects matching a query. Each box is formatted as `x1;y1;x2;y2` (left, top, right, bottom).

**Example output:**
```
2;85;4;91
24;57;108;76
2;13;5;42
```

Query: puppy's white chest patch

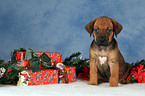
98;56;107;65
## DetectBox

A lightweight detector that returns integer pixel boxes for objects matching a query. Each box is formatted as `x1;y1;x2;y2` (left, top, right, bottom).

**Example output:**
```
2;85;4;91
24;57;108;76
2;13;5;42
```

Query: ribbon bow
25;49;52;72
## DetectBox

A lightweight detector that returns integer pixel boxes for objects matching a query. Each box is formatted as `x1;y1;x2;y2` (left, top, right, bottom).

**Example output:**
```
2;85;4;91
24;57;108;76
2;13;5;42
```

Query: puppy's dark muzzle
95;36;108;46
99;35;107;41
99;36;106;42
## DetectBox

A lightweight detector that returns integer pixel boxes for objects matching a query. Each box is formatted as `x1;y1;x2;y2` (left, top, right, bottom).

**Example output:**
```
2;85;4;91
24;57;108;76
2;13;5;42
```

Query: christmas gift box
57;63;76;83
17;69;58;86
36;52;62;64
15;50;62;67
15;52;29;67
66;66;76;83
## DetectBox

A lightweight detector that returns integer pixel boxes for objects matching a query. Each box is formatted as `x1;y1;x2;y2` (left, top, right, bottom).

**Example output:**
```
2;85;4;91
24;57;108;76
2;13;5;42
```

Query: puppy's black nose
99;36;105;42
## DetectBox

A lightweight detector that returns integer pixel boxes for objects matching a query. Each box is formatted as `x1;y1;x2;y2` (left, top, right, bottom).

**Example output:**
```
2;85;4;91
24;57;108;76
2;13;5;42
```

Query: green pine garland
63;52;89;76
131;59;145;67
0;48;26;84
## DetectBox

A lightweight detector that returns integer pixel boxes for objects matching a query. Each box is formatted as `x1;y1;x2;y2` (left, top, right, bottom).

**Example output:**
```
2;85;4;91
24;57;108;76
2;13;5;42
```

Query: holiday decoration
37;52;62;64
0;48;26;84
28;69;58;85
0;59;6;79
0;48;63;84
56;63;68;83
0;48;77;85
66;66;76;83
17;69;58;86
15;49;62;68
17;70;30;86
126;63;145;83
56;63;76;83
63;52;89;76
78;65;89;81
1;48;145;85
0;67;6;78
15;52;29;67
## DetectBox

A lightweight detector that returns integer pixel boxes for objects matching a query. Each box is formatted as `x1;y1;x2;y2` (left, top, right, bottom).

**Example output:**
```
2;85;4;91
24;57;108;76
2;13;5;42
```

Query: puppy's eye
106;29;112;33
94;29;99;33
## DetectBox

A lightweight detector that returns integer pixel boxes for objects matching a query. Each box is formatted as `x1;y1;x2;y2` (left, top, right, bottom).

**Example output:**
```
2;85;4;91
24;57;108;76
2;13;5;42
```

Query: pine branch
63;52;81;65
0;48;27;84
131;59;145;67
63;52;89;76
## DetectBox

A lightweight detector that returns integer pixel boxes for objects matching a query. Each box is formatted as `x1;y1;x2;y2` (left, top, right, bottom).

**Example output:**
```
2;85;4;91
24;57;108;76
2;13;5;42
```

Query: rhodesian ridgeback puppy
85;16;132;87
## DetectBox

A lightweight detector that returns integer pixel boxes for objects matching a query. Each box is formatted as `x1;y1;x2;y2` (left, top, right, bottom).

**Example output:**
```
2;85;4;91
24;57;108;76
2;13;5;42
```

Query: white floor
0;79;145;96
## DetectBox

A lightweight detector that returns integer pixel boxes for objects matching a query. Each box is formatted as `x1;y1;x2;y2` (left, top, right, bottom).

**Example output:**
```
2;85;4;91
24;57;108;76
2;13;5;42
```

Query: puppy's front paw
88;81;98;85
109;77;118;87
109;83;118;87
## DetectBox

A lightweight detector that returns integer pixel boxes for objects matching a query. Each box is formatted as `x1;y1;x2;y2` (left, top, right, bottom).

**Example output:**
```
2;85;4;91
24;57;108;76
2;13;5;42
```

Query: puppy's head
85;16;122;46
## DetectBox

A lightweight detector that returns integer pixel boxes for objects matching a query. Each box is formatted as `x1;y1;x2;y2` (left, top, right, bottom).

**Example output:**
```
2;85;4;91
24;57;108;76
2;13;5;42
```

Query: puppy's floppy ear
111;19;123;37
85;19;96;36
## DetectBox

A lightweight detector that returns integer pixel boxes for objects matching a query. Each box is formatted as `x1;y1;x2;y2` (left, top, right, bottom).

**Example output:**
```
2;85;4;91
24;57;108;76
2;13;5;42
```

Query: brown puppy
85;16;132;87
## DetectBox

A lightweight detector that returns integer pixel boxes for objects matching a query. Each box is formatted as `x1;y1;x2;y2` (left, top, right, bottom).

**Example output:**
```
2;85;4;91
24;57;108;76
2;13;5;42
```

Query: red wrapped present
15;52;29;67
66;66;76;83
58;65;76;83
15;52;62;67
35;52;62;64
17;69;58;86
